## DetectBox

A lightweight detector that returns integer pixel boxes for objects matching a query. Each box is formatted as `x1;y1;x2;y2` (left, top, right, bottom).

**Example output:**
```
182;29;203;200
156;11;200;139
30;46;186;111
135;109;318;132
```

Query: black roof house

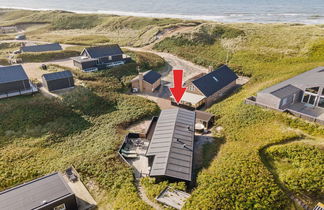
192;65;238;97
82;45;124;59
42;70;74;92
0;65;31;95
0;172;77;210
21;43;63;53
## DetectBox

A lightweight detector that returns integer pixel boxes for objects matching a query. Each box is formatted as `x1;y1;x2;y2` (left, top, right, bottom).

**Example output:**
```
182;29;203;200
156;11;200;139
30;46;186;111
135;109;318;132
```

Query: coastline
0;6;324;25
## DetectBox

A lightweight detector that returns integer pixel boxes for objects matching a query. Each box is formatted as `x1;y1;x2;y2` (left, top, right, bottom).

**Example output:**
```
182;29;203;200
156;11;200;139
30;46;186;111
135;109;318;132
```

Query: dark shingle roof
21;43;62;53
195;110;214;122
192;65;238;97
146;108;195;181
0;172;74;210
271;84;301;99
42;70;73;81
0;65;29;84
85;44;123;58
143;70;162;84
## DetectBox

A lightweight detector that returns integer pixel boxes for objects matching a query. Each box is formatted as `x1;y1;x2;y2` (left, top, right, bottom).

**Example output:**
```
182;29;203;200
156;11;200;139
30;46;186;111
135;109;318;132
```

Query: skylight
213;76;219;82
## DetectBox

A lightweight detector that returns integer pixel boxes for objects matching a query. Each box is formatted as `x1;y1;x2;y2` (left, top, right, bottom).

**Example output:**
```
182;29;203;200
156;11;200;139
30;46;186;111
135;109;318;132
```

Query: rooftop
84;44;123;58
21;43;62;53
0;172;74;210
260;66;324;95
146;108;195;181
195;110;214;122
192;65;238;97
42;70;73;81
0;65;29;84
132;70;162;84
171;91;205;105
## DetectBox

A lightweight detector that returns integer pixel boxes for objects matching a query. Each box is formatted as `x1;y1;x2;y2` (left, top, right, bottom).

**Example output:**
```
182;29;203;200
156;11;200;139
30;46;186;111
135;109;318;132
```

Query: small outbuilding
131;70;162;93
0;172;78;210
195;110;214;129
42;70;74;92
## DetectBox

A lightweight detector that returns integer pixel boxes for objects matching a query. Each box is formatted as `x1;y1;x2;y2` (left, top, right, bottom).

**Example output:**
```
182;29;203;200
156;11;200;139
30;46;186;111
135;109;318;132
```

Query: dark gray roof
146;108;195;181
84;44;123;58
271;84;301;99
21;43;62;53
42;70;73;81
0;65;29;84
195;110;214;122
260;66;324;95
192;65;238;97
143;70;162;84
0;172;74;210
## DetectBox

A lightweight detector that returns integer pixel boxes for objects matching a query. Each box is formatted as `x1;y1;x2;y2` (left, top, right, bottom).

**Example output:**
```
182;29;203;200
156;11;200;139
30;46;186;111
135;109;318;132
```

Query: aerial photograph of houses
0;0;323;210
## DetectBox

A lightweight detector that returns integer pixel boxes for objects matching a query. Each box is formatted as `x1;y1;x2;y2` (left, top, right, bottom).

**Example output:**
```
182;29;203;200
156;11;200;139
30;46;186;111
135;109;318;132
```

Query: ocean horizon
0;0;324;24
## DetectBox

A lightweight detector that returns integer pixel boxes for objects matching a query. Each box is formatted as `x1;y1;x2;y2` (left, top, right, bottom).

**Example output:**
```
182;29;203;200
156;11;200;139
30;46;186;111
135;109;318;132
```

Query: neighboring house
72;44;128;72
131;70;162;93
42;70;75;92
21;43;62;53
247;66;324;124
0;172;78;210
146;108;195;182
171;65;238;109
0;65;37;99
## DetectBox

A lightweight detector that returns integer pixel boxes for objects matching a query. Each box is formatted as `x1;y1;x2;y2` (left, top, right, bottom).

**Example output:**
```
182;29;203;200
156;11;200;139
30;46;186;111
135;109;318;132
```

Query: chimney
137;66;144;92
208;66;213;73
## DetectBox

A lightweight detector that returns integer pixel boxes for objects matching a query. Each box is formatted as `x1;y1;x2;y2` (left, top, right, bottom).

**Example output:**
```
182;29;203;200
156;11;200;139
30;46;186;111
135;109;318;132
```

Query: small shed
195;110;214;129
42;70;74;92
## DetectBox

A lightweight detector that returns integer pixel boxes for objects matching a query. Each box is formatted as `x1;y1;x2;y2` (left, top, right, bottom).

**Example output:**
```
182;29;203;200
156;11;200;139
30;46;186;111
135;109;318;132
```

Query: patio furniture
65;167;78;182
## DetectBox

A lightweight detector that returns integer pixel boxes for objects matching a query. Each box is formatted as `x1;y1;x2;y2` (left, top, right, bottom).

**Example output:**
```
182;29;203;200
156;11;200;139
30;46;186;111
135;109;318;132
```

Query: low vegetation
124;50;166;70
265;143;324;206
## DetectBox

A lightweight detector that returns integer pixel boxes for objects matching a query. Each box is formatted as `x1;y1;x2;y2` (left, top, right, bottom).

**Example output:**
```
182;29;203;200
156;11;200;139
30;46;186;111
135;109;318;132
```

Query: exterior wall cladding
0;80;30;94
42;77;74;92
99;55;123;64
39;194;78;210
185;80;236;107
73;60;98;70
206;81;236;107
132;79;161;93
256;89;303;110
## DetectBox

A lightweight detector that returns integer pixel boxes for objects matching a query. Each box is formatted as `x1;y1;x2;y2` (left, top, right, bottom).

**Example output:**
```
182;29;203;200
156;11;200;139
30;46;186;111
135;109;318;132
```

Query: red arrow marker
170;69;186;104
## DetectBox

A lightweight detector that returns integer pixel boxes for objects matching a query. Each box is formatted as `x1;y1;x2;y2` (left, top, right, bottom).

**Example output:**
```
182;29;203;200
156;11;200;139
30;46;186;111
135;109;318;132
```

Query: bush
265;143;324;199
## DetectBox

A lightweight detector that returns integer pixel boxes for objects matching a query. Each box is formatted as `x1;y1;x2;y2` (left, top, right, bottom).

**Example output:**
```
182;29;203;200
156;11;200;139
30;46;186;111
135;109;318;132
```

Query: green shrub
265;143;324;199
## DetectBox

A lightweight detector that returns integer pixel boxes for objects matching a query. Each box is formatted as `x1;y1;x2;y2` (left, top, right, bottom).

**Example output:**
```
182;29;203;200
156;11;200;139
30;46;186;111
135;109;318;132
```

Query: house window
322;88;324;96
53;204;66;210
318;97;324;108
108;56;112;60
189;85;195;91
282;98;288;106
305;87;319;94
302;94;310;103
212;76;219;82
